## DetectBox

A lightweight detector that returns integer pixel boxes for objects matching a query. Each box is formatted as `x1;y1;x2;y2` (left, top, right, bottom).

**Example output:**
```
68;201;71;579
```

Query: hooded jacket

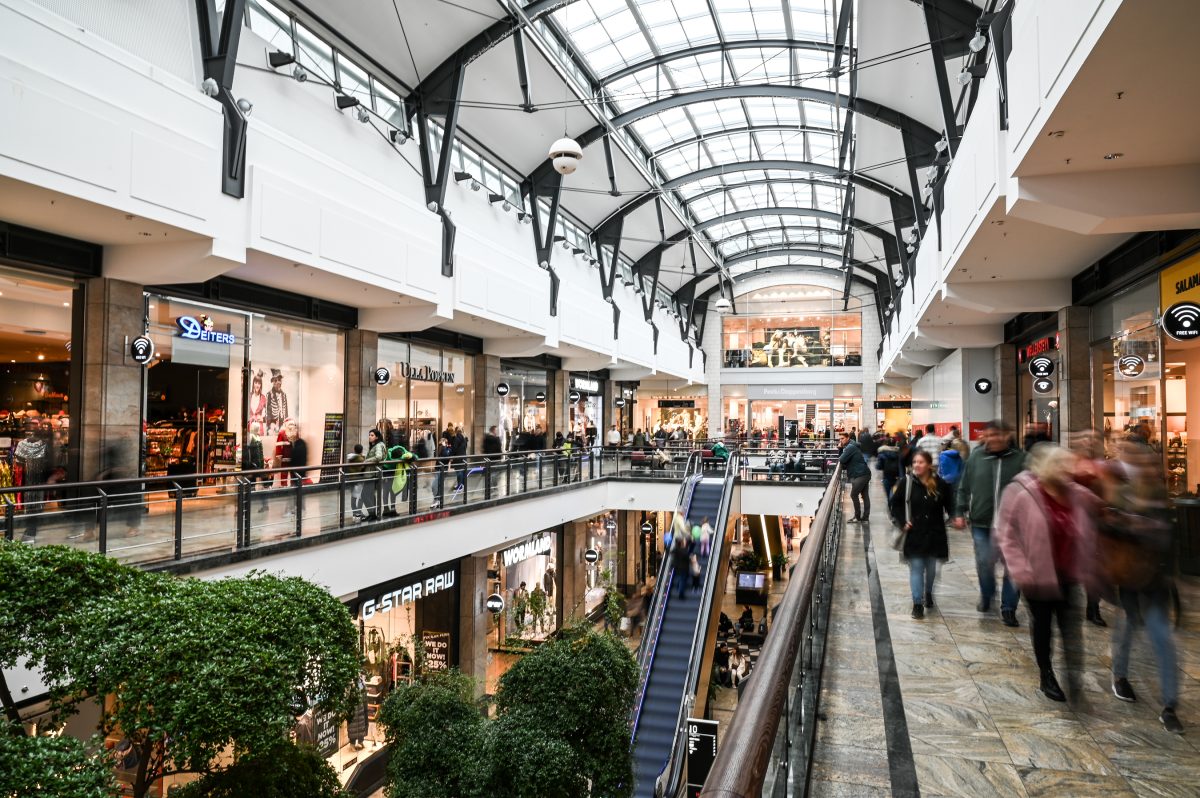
955;444;1026;527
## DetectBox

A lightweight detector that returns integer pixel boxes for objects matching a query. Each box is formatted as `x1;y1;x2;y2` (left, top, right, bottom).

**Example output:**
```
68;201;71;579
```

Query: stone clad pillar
345;330;378;454
992;343;1018;430
549;369;569;443
471;355;501;454
458;554;491;696
556;520;589;623
1058;306;1092;443
80;278;144;480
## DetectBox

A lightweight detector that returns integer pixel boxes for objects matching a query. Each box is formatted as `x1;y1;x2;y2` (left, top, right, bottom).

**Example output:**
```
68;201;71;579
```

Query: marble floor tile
809;743;893;791
913;753;1028;797
1126;775;1200;798
814;711;888;750
953;640;1037;668
907;728;1013;764
818;684;885;720
1017;767;1137;798
807;778;893;797
998;728;1116;775
1103;744;1200;786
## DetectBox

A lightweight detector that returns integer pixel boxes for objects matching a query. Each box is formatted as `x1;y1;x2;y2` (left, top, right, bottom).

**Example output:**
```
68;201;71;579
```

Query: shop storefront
568;374;603;444
1015;329;1061;447
583;511;619;614
376;338;474;453
498;361;550;451
142;295;346;478
306;563;461;777
724;384;861;439
489;530;559;644
614;382;637;433
721;308;863;368
639;392;709;439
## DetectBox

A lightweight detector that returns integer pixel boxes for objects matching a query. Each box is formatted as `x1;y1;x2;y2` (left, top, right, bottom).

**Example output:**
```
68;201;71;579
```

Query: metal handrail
698;463;844;798
654;450;744;798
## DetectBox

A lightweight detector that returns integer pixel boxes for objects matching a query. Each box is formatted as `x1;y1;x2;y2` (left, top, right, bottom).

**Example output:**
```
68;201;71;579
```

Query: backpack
878;451;900;479
938;449;963;484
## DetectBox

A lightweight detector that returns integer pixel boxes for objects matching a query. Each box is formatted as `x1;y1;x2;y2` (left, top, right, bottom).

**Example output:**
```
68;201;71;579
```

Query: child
347;444;365;520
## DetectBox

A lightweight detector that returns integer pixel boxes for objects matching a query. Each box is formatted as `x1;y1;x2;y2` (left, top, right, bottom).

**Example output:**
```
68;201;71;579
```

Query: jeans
881;475;897;503
677;567;690;599
971;526;1020;611
849;475;871;520
768;463;784;480
909;556;938;603
1027;585;1083;689
1112;587;1178;708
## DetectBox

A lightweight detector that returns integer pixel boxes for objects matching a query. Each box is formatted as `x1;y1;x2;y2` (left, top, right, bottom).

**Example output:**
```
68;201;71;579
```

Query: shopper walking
347;443;366;521
839;432;871;522
430;433;453;508
1102;439;1184;733
876;435;901;501
361;429;388;521
890;450;953;619
954;419;1026;626
700;516;714;557
996;443;1099;704
915;423;944;470
671;531;692;600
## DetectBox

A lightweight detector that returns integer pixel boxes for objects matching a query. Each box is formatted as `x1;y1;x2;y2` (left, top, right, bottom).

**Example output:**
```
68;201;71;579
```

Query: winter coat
839;441;870;479
955;445;1026;527
876;444;900;479
995;472;1101;600
889;474;954;560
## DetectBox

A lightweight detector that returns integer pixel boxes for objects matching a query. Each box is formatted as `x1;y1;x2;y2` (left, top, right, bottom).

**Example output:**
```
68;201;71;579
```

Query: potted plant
734;551;766;573
772;552;789;581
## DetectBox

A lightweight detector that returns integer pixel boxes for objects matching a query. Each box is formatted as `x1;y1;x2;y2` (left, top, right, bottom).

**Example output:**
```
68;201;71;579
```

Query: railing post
3;500;13;541
484;463;492;501
337;468;346;530
294;472;303;538
505;458;512;497
234;477;246;546
376;467;385;520
553;453;560;487
537;454;544;490
173;482;184;560
409;465;418;515
96;490;108;554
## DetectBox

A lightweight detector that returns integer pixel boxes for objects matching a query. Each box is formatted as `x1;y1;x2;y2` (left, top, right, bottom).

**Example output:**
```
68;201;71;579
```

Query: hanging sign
1028;356;1055;378
535;391;547;402
641;521;653;534
615;398;627;408
571;376;600;393
496;382;510;396
973;378;993;394
569;390;581;403
501;532;552;567
485;593;505;614
1033;377;1055;394
583;548;600;564
1162;301;1200;341
685;718;719;798
176;315;235;345
374;367;391;386
129;335;155;365
1117;355;1146;378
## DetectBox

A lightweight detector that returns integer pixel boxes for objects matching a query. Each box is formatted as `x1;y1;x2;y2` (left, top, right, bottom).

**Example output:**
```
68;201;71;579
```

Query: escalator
630;452;741;798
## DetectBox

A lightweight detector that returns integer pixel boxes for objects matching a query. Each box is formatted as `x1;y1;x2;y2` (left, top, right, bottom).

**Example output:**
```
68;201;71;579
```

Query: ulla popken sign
359;570;456;619
398;362;456;383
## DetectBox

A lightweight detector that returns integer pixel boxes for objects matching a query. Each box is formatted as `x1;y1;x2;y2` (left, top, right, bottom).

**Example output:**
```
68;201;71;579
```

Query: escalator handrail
654;449;745;798
630;450;704;740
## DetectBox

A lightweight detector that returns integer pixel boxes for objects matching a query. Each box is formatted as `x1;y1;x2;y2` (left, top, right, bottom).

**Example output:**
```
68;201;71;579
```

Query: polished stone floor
810;478;1200;798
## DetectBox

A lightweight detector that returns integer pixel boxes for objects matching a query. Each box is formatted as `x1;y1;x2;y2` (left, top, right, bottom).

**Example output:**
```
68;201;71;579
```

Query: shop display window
0;267;78;486
722;312;861;368
584;512;619;614
499;363;549;451
641;398;709;440
375;339;474;454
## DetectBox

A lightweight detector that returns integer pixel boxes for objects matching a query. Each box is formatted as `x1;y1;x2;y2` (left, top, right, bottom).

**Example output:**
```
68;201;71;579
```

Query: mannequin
15;423;47;538
265;369;289;431
248;370;266;428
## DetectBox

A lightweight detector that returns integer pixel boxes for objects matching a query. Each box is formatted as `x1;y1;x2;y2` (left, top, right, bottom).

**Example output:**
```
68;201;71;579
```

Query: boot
1086;602;1107;627
1040;669;1066;702
925;592;935;609
911;603;924;620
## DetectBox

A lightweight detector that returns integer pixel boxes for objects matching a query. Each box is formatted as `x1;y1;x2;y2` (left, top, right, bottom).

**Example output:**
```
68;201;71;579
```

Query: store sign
129;335;155;365
374;367;391;386
485;593;505;614
641;521;653;534
497;382;510;396
686;718;719;798
1033;377;1055;394
1117;355;1146;378
973;378;993;394
176;315;235;345
584;548;600;564
359;570;456;619
535;391;547;402
399;362;455;383
1018;334;1059;363
1159;252;1200;309
1162;301;1200;341
615;398;627;408
1028;356;1055;378
659;399;696;408
421;631;450;672
747;384;834;400
874;400;912;409
571;376;600;393
501;533;552;568
569;390;581;403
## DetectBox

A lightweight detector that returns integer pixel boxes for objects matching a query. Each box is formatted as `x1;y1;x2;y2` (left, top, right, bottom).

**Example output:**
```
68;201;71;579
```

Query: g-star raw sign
502;533;552;567
399;362;455;383
176;315;235;345
359;570;456;619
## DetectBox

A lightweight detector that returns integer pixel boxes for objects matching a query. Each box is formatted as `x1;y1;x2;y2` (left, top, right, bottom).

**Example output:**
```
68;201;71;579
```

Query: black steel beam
653;124;840;160
524;168;565;315
635;248;663;322
602;134;619;196
512;28;535;112
415;53;467;277
195;0;248;198
923;1;961;155
696;266;877;302
600;39;842;85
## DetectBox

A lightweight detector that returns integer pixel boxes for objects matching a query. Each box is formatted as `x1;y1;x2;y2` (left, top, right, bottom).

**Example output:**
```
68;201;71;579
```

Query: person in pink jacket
995;443;1100;704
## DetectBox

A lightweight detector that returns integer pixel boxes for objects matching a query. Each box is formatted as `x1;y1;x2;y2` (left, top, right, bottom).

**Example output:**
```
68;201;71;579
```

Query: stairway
631;478;725;798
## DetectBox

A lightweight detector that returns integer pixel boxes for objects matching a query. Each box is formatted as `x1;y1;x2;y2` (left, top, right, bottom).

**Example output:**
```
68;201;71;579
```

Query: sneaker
1112;677;1137;703
1001;610;1019;628
1040;669;1066;703
924;592;935;609
911;603;924;620
976;599;991;613
1161;707;1184;734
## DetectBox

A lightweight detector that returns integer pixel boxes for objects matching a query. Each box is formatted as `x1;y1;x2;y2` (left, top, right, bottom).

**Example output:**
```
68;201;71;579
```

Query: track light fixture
621;278;635;287
561;240;572;251
454;171;472;184
538;260;550;270
427;201;438;213
268;51;296;68
934;138;948;154
969;30;988;53
906;243;916;254
957;64;988;86
236;98;253;116
390;129;409;145
336;94;360;110
572;247;585;256
292;65;309;83
356;106;370;124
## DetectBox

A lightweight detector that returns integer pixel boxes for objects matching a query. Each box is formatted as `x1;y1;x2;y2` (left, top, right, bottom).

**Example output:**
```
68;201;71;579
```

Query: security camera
548;137;583;176
714;297;733;314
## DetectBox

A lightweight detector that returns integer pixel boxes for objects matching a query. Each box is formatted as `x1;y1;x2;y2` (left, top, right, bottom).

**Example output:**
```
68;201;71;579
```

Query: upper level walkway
810;479;1200;798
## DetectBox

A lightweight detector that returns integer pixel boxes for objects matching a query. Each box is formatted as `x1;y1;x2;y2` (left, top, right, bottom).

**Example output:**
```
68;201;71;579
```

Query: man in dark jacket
839;433;871;522
483;426;502;456
954;419;1026;625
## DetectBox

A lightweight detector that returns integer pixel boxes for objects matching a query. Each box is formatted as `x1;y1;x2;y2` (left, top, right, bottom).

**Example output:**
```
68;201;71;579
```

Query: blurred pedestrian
1070;430;1110;626
700;516;713;557
671;531;692;600
876;435;901;501
890;450;954;619
996;443;1099;704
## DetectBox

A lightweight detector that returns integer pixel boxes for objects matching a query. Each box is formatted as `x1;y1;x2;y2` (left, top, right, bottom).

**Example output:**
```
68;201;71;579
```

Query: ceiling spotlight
957;68;972;86
488;193;506;205
561;240;572;251
906;243;916;254
906;228;919;244
390;129;409;145
336;94;360;110
521;212;532;224
236;97;253;116
292;65;308;83
934;138;949;154
356;106;370;124
969;31;988;53
1103;152;1124;160
268;51;296;69
895;275;904;286
925;166;938;182
201;77;219;97
621;278;635;287
470;180;481;192
454;171;472;184
634;284;644;295
713;297;733;315
538;260;550;270
548;137;583;175
427;201;439;213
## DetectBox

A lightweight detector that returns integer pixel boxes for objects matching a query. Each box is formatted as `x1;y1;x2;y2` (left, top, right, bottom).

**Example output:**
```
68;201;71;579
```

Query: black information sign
569;390;581;403
1028;356;1055;378
685;718;719;798
615;397;627;408
485;593;505;614
320;413;344;481
313;707;339;759
1118;355;1145;378
129;335;155;365
1033;377;1055;394
1163;301;1200;341
973;378;993;394
535;391;547;402
496;382;510;396
421;631;450;672
583;548;600;564
373;366;391;385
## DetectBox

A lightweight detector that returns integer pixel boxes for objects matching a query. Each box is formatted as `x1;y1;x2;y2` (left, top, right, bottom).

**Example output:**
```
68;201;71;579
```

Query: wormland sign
501;533;553;568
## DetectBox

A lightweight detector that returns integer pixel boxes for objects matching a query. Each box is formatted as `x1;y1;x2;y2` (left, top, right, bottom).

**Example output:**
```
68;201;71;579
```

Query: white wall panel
129;131;210;220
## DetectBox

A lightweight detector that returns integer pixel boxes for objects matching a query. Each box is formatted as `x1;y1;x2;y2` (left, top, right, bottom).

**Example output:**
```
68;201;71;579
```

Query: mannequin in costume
248;370;266;428
264;369;289;431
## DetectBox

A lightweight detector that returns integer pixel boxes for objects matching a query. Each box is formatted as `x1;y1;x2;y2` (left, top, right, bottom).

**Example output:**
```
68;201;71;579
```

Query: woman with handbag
890;449;954;619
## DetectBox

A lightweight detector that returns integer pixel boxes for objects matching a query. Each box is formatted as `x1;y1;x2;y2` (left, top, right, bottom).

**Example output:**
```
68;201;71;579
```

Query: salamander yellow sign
1160;252;1200;311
